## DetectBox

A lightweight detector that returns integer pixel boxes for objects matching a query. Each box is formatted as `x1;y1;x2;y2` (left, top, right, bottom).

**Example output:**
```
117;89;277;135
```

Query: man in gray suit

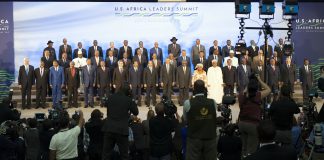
267;58;281;102
222;59;236;95
176;60;191;106
82;59;96;108
113;61;128;93
280;57;296;93
97;60;110;107
129;61;143;106
299;59;313;100
191;39;206;64
237;57;251;94
160;58;175;100
143;61;158;107
168;37;181;58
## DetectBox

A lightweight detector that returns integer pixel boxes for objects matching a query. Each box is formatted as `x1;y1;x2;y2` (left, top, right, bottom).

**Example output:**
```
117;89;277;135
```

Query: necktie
46;56;49;60
72;68;75;77
150;67;152;73
135;68;137;72
183;67;186;73
173;44;176;49
198;45;200;51
25;65;29;74
40;68;43;77
228;66;231;70
64;45;67;52
183;56;186;61
94;46;97;51
243;65;246;72
139;56;141;63
166;65;169;73
63;59;66;63
88;66;90;73
306;66;308;72
156;48;158;55
56;67;58;72
200;58;203;63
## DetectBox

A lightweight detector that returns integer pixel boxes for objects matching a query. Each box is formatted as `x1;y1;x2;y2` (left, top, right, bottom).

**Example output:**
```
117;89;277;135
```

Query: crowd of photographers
0;67;324;160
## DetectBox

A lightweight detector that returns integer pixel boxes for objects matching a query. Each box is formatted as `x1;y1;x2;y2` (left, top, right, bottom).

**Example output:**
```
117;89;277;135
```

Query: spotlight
235;39;247;55
283;0;299;16
235;0;251;15
259;0;275;19
283;40;294;56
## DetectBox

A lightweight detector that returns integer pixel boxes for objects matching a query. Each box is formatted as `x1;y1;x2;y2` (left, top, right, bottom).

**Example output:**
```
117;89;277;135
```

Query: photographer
49;110;85;160
217;124;242;160
307;106;324;160
238;74;271;156
269;84;300;146
183;80;218;160
0;97;20;124
129;115;146;160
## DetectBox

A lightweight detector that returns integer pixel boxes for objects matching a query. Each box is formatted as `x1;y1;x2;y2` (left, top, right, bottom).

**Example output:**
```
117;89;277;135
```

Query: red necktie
71;68;75;77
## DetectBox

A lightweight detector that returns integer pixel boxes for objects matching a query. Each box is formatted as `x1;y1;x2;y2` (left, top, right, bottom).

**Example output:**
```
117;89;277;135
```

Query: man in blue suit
82;59;96;108
149;42;163;64
49;60;65;108
237;57;251;94
177;50;191;68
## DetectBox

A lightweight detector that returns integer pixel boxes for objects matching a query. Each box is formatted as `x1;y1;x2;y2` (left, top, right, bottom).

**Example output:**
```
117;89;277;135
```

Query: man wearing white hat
73;51;87;93
223;50;239;68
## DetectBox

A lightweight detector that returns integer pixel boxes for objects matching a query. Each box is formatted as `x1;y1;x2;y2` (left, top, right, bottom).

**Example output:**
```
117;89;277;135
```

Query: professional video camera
300;88;319;133
217;95;236;125
48;109;61;120
161;95;177;118
235;40;247;55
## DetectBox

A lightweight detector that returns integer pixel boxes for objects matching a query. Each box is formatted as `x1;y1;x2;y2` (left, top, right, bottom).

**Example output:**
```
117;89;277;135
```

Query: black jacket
244;144;297;160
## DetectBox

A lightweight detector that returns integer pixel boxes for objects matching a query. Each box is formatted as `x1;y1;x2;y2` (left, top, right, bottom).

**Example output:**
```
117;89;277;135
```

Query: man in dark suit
280;57;296;93
88;40;103;58
160;58;175;100
176;60;191;106
65;61;79;108
121;52;132;69
247;40;259;58
18;58;35;109
41;50;54;69
274;38;284;62
299;59;314;100
193;51;207;71
177;50;191;68
168;37;181;58
207;49;223;68
240;51;252;66
169;53;177;69
135;41;149;63
106;50;118;84
272;51;281;66
245;120;297;160
102;84;138;160
113;61;128;93
49;60;65;109
267;59;281;102
260;42;273;61
119;40;133;60
237;57;252;94
209;40;221;56
191;39;206;63
82;59;96;108
152;53;162;80
58;52;70;69
252;60;265;82
90;50;103;69
24;118;41;160
58;38;72;60
73;42;87;59
106;41;119;58
34;61;48;109
222;59;236;95
221;40;235;57
133;48;147;69
149;42;163;64
97;61;110;107
129;61;143;106
43;40;57;60
143;61;158;107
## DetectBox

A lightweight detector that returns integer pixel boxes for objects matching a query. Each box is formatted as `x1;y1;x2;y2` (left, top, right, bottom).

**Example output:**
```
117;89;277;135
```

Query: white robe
207;66;224;104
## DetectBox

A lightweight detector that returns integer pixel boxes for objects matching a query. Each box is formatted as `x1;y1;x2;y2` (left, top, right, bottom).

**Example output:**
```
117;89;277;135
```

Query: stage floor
19;99;324;123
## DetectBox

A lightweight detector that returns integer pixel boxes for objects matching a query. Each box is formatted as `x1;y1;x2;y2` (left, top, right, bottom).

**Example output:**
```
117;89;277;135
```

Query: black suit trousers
102;132;129;160
36;86;47;107
21;84;32;108
145;85;156;106
162;82;172;100
68;86;78;106
99;86;110;104
178;87;189;106
131;85;142;104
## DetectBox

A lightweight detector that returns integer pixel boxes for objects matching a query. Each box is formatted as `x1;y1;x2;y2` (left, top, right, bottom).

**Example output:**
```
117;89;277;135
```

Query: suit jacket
176;66;191;88
102;92;138;135
65;67;80;88
135;47;149;62
239;56;252;66
160;64;175;84
280;64;296;84
82;65;96;87
34;67;49;89
73;48;87;59
252;65;265;82
237;65;251;86
222;66;236;84
152;59;162;75
90;56;103;69
97;67;110;88
43;47;57;60
24;128;40;160
274;45;284;59
105;56;118;69
49;66;64;86
113;67;128;87
193;57;207;71
129;67;142;87
133;54;147;69
252;56;265;69
58;59;70;69
207;54;223;68
121;58;131;69
247;45;259;58
88;46;103;58
191;44;206;60
149;47;163;64
209;46;221;56
267;65;281;86
119;46;133;60
244;144;297;160
143;67;158;86
177;56;191;68
41;56;54;69
221;45;235;57
18;65;35;87
168;43;181;58
299;65;313;87
59;44;72;60
106;48;119;58
260;45;273;59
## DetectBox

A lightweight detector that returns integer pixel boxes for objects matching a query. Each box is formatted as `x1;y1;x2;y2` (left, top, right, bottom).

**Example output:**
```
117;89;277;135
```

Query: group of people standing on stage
18;37;314;109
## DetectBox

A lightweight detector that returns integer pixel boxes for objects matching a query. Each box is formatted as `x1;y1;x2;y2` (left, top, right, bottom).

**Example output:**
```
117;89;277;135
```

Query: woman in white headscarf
192;63;207;86
207;59;224;104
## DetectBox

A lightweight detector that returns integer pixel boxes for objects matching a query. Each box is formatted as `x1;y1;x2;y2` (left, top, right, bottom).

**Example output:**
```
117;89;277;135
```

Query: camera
35;113;46;122
48;109;60;120
161;96;177;118
217;95;236;125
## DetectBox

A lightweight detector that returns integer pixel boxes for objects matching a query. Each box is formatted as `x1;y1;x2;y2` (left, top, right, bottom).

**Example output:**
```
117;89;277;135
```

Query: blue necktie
25;66;29;74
